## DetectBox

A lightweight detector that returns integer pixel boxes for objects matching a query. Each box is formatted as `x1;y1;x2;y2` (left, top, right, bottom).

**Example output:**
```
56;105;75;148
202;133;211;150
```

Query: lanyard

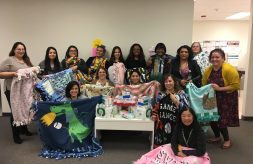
182;129;193;147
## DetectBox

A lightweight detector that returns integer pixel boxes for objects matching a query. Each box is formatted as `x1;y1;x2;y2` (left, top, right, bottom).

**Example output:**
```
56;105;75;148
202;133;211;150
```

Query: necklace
182;129;193;147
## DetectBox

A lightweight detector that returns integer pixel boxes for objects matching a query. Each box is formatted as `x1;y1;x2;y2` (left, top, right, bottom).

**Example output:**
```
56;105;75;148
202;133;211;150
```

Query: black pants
4;90;29;138
210;121;229;141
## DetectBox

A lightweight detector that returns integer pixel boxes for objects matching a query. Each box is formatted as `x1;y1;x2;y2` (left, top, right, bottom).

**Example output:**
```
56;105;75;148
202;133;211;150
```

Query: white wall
0;0;194;113
0;0;193;64
193;20;250;68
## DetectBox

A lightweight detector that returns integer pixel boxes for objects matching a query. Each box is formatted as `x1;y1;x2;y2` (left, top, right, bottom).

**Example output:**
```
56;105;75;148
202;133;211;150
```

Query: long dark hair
109;46;125;64
44;47;61;74
9;42;33;67
65;81;81;98
126;43;145;61
175;45;194;61
176;106;200;129
65;45;78;59
161;74;181;92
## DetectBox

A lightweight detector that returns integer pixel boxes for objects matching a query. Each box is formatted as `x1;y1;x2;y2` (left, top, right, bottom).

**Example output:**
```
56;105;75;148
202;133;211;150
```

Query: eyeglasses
69;50;77;53
15;48;25;51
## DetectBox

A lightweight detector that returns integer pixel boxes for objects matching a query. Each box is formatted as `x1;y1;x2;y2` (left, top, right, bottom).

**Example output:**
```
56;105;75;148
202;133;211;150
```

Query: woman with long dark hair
0;42;33;144
125;43;146;69
39;47;61;77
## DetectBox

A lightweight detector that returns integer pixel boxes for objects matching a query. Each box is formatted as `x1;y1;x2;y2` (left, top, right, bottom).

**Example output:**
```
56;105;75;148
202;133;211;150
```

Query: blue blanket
34;96;103;159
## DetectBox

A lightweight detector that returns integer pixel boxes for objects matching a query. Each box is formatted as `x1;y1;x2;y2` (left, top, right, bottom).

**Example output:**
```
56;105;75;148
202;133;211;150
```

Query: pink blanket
114;81;160;98
135;144;210;164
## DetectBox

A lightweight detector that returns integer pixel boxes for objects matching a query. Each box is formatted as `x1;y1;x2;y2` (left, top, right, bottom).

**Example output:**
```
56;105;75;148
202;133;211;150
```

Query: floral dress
207;68;239;128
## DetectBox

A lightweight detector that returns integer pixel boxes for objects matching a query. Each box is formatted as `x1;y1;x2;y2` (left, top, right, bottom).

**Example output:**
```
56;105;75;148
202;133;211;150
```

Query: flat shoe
207;137;221;143
222;142;232;149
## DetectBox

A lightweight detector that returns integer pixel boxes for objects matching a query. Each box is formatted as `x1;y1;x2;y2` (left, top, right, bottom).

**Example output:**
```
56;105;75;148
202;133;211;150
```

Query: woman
61;45;88;74
108;46;126;85
92;67;114;87
202;48;240;149
39;47;61;77
152;74;188;148
109;46;125;66
86;45;110;80
125;43;146;69
0;42;33;144
171;107;206;157
191;42;210;74
135;106;209;164
147;43;174;82
129;69;142;85
170;45;202;88
64;81;85;100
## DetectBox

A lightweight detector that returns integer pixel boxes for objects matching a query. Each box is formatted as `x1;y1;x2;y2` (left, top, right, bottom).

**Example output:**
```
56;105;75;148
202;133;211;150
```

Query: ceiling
194;0;251;20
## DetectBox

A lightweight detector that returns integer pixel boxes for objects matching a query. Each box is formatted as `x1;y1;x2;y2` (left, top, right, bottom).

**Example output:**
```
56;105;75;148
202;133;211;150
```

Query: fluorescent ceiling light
226;12;250;20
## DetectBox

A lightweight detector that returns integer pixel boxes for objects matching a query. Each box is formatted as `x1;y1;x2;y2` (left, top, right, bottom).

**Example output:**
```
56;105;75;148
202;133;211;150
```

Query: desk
95;117;154;150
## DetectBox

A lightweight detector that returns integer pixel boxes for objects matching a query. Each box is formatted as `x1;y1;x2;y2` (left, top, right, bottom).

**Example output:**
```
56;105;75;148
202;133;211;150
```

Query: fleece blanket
135;144;210;164
34;96;103;159
10;66;40;126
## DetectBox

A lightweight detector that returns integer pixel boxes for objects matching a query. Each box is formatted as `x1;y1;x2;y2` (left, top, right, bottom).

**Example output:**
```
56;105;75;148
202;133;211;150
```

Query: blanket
135;144;210;164
11;66;40;126
34;96;103;159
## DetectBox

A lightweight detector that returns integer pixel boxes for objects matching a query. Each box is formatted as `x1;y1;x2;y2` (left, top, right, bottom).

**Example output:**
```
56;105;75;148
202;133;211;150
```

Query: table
95;116;154;150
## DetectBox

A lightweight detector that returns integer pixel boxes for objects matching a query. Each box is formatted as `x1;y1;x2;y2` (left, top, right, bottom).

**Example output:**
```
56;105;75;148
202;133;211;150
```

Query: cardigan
202;62;240;91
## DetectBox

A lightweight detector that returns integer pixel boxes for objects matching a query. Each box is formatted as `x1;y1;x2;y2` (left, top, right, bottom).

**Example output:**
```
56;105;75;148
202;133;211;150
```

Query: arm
171;125;180;155
0;72;17;79
76;59;88;74
190;60;202;87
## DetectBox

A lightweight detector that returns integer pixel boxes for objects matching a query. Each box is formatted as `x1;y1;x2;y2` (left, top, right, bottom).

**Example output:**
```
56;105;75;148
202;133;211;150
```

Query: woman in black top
170;45;201;88
39;47;61;77
61;45;88;74
171;106;206;157
125;43;146;69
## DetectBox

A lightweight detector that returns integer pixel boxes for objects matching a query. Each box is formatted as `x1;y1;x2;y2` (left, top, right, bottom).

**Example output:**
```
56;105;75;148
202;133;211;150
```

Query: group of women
0;41;240;160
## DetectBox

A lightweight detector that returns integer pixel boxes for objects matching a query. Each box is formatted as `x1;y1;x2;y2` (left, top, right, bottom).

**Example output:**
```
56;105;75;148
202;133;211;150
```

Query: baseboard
2;113;11;117
241;115;253;121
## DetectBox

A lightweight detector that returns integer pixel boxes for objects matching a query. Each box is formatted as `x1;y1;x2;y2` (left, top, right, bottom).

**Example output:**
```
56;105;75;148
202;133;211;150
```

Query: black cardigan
171;124;206;157
170;59;202;88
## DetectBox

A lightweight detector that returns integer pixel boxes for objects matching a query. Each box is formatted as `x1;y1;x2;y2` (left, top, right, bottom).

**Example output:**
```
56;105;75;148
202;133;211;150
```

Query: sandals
222;141;232;149
207;137;221;143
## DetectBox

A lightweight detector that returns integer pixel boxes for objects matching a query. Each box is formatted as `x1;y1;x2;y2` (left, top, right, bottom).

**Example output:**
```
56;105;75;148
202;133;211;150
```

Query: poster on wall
201;40;240;67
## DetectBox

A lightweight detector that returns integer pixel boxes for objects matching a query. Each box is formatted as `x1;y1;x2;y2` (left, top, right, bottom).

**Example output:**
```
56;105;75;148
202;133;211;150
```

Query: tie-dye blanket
35;69;75;101
114;81;160;99
81;84;114;97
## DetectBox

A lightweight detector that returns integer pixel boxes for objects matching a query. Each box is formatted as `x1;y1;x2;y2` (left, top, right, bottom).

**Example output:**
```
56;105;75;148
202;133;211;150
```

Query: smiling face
130;72;141;85
191;42;201;55
98;68;107;80
164;76;175;92
70;85;79;99
114;48;121;61
133;45;141;57
14;44;25;59
69;47;77;58
96;47;104;57
210;52;224;68
48;48;56;60
181;110;193;126
179;48;189;60
156;47;165;56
